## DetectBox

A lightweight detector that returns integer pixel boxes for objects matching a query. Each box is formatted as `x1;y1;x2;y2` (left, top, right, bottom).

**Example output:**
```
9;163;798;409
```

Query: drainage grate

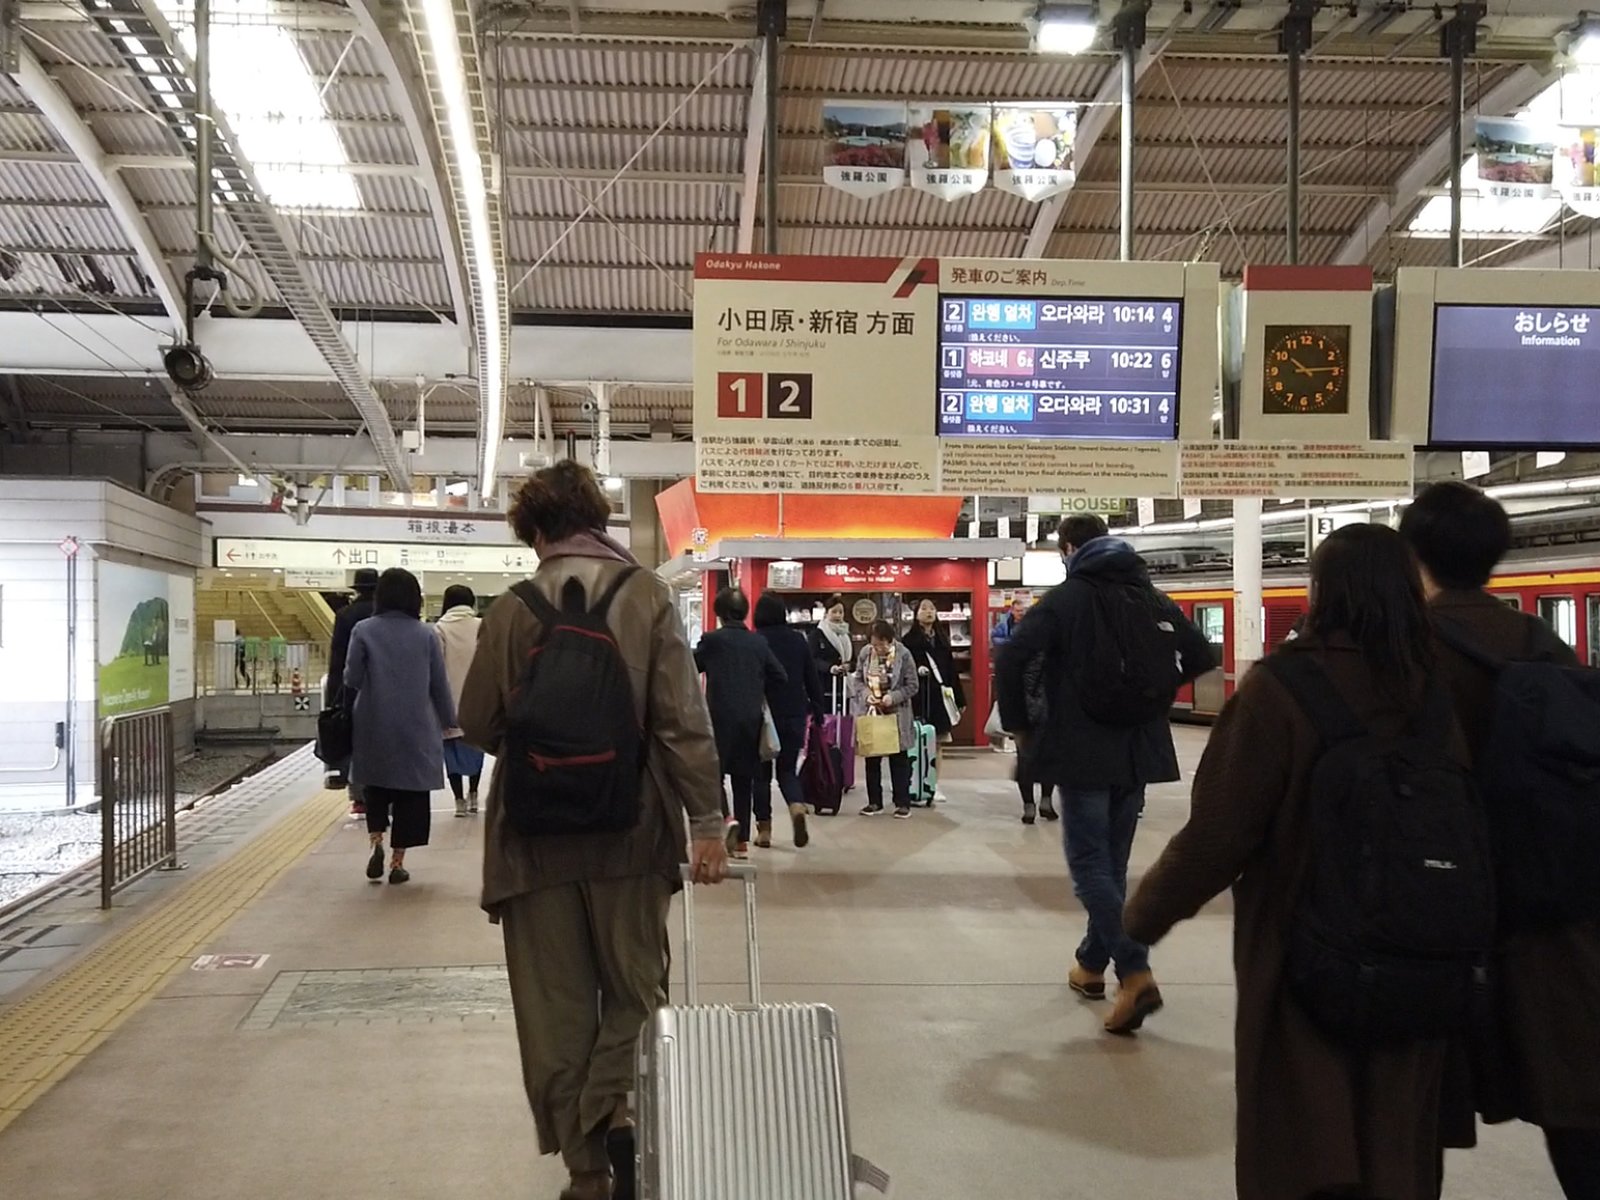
242;966;512;1029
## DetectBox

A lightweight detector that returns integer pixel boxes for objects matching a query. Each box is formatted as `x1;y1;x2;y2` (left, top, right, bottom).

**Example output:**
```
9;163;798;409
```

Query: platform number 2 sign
717;372;814;420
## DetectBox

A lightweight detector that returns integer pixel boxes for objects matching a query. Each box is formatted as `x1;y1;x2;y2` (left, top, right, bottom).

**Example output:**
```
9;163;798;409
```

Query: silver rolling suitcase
636;864;859;1200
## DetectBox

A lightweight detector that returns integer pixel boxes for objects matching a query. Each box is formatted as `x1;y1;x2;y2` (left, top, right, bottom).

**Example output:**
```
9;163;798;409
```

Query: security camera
163;341;213;391
580;397;599;416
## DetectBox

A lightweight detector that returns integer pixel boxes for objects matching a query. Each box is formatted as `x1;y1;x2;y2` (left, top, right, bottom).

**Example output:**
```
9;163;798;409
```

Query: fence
199;641;328;697
100;707;182;908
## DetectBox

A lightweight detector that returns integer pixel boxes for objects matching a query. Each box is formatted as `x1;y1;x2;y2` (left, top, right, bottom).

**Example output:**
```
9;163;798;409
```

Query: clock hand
1289;356;1313;377
1297;366;1342;375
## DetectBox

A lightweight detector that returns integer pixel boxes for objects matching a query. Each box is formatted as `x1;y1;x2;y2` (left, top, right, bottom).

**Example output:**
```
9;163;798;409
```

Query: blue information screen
937;296;1183;440
1430;304;1600;447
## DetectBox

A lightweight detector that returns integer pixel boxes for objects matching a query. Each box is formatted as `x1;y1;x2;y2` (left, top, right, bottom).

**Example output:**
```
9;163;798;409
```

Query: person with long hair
694;587;787;857
344;567;457;885
752;592;824;849
901;597;966;793
1124;524;1474;1200
459;460;728;1200
808;594;854;712
434;583;484;817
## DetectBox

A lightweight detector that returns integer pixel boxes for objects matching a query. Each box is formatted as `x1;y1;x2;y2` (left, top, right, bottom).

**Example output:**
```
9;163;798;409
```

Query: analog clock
1262;324;1351;415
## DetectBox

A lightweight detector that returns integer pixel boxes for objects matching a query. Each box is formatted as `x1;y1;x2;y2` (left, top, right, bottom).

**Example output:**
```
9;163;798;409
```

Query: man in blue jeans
995;515;1213;1035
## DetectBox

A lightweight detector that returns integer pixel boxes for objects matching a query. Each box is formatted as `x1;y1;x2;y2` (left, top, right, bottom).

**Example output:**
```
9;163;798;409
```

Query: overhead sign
283;571;345;590
693;254;940;494
694;254;1222;495
1178;441;1414;500
215;538;538;574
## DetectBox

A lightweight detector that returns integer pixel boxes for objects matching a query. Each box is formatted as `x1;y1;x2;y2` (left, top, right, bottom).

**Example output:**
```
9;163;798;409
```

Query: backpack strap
588;566;641;618
1261;653;1367;744
511;579;566;650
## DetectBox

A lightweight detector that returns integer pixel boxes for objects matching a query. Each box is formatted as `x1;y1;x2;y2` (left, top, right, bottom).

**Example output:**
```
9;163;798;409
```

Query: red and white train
1160;551;1600;719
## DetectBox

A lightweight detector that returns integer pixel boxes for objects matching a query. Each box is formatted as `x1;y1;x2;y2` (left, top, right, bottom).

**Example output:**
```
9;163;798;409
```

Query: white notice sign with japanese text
693;254;939;493
1178;441;1414;500
939;440;1179;497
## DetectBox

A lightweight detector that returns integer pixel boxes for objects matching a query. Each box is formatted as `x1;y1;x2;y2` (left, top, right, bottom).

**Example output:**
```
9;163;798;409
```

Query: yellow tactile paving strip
0;789;344;1133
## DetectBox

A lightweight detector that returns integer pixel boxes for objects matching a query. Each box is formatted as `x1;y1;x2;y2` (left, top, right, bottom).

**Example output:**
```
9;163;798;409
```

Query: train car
1160;551;1600;720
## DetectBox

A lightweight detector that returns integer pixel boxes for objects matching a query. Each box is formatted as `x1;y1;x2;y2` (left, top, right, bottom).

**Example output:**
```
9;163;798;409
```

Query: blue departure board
937;295;1183;440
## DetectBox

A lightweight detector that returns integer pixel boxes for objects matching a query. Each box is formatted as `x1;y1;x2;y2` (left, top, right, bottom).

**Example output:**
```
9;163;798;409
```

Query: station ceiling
0;0;1591;461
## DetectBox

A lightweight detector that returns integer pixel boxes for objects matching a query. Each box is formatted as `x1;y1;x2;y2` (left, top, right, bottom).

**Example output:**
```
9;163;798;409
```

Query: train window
1496;594;1521;611
1195;604;1226;646
1537;596;1578;648
1588;597;1600;669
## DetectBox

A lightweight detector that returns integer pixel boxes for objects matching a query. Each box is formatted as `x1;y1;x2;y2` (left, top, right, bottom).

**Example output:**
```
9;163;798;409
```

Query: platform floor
0;729;1565;1199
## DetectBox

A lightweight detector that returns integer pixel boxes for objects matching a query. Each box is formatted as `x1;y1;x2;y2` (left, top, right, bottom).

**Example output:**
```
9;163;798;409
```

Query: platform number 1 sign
717;371;814;420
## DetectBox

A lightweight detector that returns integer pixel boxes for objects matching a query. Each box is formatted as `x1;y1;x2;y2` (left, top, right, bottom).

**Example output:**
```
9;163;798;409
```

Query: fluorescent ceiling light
153;0;360;210
604;475;626;494
417;0;504;501
1572;26;1600;65
1035;4;1098;54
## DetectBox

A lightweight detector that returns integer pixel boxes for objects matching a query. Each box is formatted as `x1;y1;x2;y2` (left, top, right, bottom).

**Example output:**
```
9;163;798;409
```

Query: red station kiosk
656;481;1024;745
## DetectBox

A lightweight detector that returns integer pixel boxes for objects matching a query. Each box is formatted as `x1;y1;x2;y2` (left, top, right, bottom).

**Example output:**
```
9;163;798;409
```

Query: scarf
820;619;853;665
538;528;639;566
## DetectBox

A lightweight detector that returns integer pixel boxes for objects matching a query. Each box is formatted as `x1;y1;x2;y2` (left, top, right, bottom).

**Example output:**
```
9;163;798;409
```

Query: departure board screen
937;295;1183;440
1430;304;1600;447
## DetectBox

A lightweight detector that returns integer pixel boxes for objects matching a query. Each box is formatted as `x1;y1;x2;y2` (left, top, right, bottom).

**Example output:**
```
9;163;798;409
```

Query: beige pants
500;875;673;1173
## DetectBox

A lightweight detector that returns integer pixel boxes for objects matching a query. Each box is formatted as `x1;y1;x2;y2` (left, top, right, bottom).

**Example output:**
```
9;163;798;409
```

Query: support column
1112;4;1147;263
757;0;785;256
1442;6;1483;270
628;479;666;569
1232;497;1264;677
1281;1;1315;266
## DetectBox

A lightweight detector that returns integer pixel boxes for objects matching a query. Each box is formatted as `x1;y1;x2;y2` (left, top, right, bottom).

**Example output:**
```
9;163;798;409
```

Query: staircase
197;579;333;645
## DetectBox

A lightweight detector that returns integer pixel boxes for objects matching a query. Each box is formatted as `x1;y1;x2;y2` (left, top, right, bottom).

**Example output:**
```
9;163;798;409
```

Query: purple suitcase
827;676;857;792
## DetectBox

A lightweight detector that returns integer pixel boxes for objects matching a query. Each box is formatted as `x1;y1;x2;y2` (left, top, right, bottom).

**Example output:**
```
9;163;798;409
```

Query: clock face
1262;324;1351;415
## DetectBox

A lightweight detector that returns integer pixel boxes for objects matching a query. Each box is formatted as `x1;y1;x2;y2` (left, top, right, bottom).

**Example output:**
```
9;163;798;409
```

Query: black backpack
1435;618;1600;933
1074;580;1180;725
500;570;644;838
1265;653;1495;1047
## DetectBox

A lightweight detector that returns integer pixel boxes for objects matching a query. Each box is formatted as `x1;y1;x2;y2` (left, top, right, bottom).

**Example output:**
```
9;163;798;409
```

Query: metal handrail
100;707;185;908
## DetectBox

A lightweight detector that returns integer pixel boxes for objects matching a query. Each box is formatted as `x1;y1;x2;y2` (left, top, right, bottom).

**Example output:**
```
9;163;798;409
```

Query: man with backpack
1400;482;1600;1199
996;514;1213;1035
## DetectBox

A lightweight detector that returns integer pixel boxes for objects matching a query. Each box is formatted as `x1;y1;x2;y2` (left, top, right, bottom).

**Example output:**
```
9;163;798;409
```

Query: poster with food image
1475;117;1556;201
821;100;908;200
991;106;1079;201
908;103;991;201
1556;126;1600;217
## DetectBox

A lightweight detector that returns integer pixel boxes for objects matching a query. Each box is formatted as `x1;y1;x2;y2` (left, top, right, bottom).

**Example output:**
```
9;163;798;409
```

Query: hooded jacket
995;536;1213;788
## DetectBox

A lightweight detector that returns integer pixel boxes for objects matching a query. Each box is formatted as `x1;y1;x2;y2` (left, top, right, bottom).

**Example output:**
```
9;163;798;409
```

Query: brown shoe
1068;962;1107;1001
789;802;810;849
1104;970;1164;1036
754;821;772;848
558;1170;613;1200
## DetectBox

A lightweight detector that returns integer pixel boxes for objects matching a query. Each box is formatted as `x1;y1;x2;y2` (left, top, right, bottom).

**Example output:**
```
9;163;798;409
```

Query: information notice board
693;255;1409;498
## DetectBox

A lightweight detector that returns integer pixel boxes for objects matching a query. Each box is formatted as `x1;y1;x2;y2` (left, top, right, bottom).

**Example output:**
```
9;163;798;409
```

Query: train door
1537;595;1579;650
1191;603;1229;716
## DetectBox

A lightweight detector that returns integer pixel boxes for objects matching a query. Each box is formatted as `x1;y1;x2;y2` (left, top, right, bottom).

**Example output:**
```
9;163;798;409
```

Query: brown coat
1431;588;1600;1131
458;553;726;918
1125;637;1468;1200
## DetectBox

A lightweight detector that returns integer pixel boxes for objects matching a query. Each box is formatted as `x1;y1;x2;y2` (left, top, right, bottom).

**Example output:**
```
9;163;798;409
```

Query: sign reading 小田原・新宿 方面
692;253;940;493
1177;441;1415;500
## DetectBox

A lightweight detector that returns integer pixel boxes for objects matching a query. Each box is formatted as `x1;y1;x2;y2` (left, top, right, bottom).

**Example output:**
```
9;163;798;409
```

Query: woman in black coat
694;587;786;856
807;595;854;713
753;593;825;851
901;598;968;798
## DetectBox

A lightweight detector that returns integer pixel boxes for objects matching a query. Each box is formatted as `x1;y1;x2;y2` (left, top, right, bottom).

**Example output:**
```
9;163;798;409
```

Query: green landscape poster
97;562;171;718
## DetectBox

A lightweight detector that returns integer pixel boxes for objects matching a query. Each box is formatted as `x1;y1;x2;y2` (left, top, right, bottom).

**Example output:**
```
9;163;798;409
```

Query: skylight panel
152;0;361;210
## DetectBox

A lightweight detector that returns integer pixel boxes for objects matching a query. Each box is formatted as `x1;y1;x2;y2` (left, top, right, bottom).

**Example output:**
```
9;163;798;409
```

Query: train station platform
0;731;1563;1200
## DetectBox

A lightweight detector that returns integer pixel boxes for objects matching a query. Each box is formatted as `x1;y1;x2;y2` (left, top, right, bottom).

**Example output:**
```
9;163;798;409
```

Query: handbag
857;712;902;758
984;702;1006;740
759;704;781;762
315;702;353;765
924;654;961;727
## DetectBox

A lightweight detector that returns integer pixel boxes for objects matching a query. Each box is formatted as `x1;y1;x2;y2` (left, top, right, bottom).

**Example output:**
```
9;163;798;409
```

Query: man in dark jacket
326;567;378;808
996;514;1213;1036
1401;481;1600;1199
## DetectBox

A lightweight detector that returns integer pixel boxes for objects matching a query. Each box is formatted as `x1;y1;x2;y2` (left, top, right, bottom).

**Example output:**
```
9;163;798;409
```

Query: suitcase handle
677;862;760;1006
